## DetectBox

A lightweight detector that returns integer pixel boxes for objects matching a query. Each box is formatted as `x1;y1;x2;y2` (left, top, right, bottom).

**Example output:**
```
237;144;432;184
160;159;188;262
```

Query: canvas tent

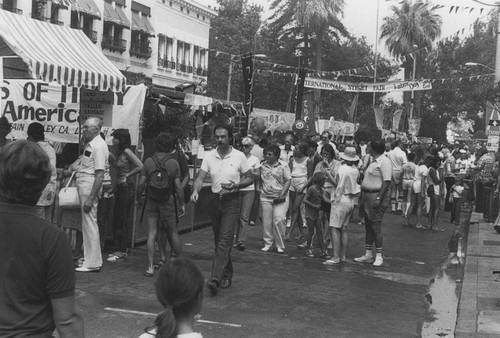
0;9;126;92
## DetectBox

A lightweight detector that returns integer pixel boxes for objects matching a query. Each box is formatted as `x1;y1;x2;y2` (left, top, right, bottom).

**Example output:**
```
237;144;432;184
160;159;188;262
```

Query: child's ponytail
154;307;177;338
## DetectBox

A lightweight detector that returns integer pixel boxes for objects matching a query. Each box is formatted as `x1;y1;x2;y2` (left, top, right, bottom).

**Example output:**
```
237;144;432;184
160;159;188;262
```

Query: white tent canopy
0;9;126;92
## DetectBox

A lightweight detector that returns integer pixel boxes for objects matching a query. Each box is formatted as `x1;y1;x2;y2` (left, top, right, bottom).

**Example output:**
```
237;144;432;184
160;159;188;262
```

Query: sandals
154;260;166;269
415;224;427;230
320;252;332;260
143;269;154;277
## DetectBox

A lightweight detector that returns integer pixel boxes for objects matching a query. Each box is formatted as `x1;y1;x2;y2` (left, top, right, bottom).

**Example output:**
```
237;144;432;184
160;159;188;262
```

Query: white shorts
402;179;414;191
329;202;354;229
413;181;422;194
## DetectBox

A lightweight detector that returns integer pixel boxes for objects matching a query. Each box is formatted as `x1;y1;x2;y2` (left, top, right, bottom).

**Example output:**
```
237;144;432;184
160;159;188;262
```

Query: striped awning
0;9;126;92
131;11;154;35
104;1;130;28
71;0;101;19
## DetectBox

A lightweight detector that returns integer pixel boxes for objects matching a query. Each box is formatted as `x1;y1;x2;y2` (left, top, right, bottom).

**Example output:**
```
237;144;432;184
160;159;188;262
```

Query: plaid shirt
477;153;495;182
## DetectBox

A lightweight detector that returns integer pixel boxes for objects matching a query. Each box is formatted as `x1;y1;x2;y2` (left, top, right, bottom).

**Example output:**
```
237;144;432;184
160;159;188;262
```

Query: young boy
303;172;330;259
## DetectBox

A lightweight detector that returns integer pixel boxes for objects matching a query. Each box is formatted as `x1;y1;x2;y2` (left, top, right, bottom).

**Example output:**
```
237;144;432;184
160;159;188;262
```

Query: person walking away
0;141;84;337
74;117;111;272
303;172;330;259
450;178;464;226
285;143;309;241
140;258;204;338
234;137;261;251
190;125;253;296
324;147;360;265
474;147;495;213
355;139;392;267
107;129;143;262
401;152;417;220
258;144;292;254
386;139;407;213
426;156;444;231
137;132;185;277
27;122;57;221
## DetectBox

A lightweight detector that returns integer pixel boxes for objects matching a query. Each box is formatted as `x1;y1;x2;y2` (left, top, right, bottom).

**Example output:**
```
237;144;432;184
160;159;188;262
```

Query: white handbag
58;171;81;209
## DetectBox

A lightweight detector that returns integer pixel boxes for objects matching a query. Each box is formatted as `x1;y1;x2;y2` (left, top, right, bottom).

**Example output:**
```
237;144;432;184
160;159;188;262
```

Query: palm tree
380;0;442;119
269;0;346;124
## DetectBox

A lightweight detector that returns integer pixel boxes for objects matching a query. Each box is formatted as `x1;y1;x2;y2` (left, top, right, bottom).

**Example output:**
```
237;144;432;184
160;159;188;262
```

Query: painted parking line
104;307;242;328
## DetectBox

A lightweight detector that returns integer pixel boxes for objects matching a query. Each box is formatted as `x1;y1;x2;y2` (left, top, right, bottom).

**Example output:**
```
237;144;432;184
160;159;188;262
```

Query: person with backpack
137;133;185;277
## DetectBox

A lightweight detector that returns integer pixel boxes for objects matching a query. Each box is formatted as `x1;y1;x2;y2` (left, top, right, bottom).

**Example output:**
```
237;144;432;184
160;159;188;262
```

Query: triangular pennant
449;6;454;13
480;8;484;14
455;6;459;13
469;8;474;13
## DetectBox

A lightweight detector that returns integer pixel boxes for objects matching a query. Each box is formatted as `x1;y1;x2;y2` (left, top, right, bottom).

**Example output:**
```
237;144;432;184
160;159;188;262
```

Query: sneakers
297;242;307;250
373;256;384;267
306;249;314;258
277;248;285;254
354;255;374;263
261;245;272;252
323;258;341;265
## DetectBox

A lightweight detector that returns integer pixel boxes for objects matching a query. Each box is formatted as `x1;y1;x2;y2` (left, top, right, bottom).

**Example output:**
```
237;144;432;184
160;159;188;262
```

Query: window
50;3;63;25
31;0;45;20
197;13;199;19
169;1;172;6
202;16;205;21
180;6;183;12
2;0;21;14
70;11;79;29
187;9;190;14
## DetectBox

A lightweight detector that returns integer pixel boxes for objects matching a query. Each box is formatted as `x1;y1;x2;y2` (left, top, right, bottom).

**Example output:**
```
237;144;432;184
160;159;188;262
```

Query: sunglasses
242;144;251;148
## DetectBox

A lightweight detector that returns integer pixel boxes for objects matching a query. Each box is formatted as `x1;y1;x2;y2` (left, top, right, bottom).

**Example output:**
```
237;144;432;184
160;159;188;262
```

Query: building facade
0;0;216;89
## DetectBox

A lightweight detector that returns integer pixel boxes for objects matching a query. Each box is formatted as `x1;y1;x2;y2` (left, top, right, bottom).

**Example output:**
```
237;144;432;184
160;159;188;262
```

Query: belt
361;188;380;193
76;173;94;178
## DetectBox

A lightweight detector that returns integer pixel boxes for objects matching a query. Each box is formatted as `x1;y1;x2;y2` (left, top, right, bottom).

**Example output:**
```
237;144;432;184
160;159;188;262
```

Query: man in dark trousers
191;125;253;296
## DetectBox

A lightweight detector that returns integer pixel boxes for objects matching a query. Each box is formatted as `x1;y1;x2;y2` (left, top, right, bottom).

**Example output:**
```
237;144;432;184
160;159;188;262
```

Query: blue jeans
211;192;240;283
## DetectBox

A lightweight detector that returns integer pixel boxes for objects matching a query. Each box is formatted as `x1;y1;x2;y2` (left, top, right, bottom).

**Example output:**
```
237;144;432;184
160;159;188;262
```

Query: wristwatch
376;196;381;200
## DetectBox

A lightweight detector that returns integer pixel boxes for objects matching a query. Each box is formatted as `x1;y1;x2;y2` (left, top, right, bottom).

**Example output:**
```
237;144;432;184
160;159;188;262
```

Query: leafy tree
380;0;442;119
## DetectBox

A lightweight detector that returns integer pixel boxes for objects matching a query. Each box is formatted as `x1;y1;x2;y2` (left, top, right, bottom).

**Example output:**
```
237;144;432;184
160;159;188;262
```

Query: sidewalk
456;211;500;337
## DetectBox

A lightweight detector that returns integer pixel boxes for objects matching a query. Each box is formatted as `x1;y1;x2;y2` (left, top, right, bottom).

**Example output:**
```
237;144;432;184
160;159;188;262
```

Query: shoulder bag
58;171;81;209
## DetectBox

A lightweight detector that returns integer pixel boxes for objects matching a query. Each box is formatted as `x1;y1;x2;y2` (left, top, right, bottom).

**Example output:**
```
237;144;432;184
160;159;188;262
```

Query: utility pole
226;56;233;102
496;9;500;84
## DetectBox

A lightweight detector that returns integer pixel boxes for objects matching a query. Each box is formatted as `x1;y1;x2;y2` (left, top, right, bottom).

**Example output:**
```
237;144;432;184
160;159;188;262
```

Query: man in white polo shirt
355;139;392;267
386;139;407;213
191;125;253;296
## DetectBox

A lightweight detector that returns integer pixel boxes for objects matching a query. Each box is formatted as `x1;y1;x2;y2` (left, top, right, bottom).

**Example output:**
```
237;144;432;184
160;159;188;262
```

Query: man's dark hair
408;152;416;162
155;132;176;153
213;124;233;139
27;122;45;142
371;139;386;155
0;141;51;206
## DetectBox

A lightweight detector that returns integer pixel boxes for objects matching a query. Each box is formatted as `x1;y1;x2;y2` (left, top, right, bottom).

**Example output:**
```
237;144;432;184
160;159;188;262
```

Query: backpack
147;155;174;202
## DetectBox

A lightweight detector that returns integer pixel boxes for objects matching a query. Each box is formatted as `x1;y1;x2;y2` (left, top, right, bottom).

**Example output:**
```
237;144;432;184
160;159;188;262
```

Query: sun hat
340;147;359;161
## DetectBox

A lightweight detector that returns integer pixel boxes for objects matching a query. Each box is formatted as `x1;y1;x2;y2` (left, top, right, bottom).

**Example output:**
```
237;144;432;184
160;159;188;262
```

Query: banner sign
487;135;499;152
392;108;403;131
304;78;432;93
248;108;295;136
373;106;384;130
328;118;358;136
408;118;421;136
241;52;254;116
292;67;307;119
1;80;146;144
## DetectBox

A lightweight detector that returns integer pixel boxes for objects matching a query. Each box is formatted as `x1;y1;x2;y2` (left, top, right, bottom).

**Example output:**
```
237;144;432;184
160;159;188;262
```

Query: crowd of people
1;116;498;337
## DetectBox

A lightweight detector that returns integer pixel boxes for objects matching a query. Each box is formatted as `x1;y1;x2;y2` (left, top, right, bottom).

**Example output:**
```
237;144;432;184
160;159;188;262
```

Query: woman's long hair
111;129;131;156
152;258;204;338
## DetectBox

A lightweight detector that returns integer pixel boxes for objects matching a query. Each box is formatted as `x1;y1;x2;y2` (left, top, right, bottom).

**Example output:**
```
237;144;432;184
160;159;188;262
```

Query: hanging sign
1;80;146;144
304;78;432;93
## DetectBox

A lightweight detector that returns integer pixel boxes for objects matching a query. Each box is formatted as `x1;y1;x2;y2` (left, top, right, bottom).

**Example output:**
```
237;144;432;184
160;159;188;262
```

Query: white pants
260;196;289;250
77;176;103;268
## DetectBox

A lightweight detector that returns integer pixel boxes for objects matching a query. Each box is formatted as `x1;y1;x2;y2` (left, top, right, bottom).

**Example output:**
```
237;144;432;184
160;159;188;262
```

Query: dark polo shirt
0;202;75;337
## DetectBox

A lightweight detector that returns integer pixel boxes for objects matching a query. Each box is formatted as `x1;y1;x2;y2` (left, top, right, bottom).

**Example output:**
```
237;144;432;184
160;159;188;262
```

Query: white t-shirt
386;147;407;172
200;147;250;194
240;154;261;191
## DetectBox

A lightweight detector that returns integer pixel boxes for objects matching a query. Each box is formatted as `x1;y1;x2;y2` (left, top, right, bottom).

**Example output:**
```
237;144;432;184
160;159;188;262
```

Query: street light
464;62;495;72
409;44;418;119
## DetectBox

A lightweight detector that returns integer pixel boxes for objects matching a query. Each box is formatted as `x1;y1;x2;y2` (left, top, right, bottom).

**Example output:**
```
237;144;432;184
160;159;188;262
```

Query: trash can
483;186;499;223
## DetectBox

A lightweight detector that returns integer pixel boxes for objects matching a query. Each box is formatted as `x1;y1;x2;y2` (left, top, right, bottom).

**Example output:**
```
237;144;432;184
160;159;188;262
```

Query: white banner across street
304;78;432;93
1;80;146;145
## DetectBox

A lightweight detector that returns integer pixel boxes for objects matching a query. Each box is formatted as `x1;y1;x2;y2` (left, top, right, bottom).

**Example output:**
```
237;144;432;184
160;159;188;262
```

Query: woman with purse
107;129;143;262
258;144;291;253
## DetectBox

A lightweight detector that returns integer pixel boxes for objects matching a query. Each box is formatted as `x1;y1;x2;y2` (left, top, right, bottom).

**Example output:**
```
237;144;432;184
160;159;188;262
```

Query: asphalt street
76;207;462;338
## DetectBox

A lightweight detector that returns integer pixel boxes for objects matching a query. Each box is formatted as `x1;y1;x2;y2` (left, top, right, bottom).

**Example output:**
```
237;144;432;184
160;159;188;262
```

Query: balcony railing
83;29;98;44
158;58;175;69
101;35;127;53
0;3;22;14
187;65;193;74
130;43;152;59
50;19;64;26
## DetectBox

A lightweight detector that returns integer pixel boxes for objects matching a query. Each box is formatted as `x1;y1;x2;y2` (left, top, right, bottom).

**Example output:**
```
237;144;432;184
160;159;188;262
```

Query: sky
204;0;490;57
